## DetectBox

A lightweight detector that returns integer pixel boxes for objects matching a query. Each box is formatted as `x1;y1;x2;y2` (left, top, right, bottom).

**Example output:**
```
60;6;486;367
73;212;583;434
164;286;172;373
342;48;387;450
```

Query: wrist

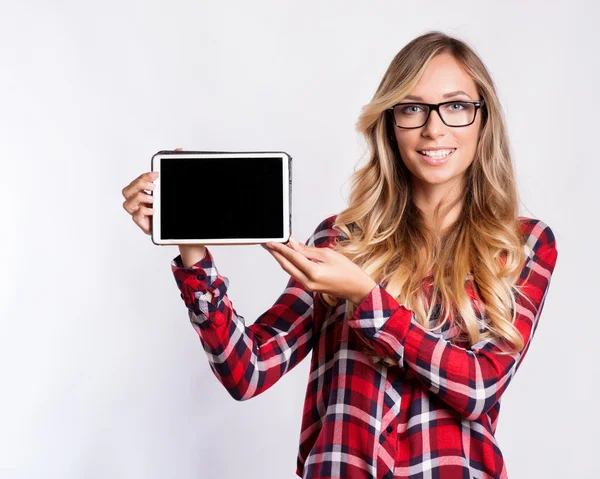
178;244;207;268
349;277;377;306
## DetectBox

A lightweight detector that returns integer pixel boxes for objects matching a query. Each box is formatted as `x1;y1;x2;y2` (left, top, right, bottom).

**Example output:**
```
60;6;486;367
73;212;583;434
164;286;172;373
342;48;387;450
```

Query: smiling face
392;52;483;193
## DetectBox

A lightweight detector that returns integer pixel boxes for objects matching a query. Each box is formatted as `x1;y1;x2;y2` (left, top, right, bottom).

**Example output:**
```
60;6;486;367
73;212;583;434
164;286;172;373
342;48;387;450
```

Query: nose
421;108;446;138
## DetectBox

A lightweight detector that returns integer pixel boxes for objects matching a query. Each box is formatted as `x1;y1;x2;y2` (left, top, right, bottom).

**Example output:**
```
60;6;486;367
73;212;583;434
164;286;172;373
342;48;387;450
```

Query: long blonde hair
319;31;534;367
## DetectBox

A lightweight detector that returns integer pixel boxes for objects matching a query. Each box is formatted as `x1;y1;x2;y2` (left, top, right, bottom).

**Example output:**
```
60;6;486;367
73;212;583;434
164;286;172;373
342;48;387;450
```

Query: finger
132;204;154;234
266;247;312;287
133;203;154;220
288;236;329;262
123;190;154;215
175;147;182;151
122;172;157;199
267;242;318;279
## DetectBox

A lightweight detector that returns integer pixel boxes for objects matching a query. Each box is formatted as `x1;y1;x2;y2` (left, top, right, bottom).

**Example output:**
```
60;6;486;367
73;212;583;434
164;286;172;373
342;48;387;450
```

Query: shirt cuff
347;283;412;361
171;248;229;326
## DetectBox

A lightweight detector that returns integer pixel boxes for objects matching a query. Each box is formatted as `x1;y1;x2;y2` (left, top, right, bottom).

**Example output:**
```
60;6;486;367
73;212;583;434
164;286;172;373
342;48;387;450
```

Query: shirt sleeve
347;220;558;420
170;216;338;401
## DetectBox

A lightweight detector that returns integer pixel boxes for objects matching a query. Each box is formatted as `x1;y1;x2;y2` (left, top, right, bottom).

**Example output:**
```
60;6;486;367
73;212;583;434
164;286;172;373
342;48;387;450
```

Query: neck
411;176;465;233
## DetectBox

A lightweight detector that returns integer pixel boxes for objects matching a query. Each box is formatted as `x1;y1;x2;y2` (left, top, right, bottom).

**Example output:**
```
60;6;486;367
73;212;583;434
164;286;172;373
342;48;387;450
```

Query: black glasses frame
387;99;485;129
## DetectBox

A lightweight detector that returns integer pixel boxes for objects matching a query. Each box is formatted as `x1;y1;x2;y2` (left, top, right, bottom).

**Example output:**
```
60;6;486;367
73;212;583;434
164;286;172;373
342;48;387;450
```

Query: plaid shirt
171;214;558;479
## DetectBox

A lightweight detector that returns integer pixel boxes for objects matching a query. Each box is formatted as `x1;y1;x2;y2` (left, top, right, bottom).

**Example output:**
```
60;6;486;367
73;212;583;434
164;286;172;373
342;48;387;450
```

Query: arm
170;216;337;401
347;220;558;420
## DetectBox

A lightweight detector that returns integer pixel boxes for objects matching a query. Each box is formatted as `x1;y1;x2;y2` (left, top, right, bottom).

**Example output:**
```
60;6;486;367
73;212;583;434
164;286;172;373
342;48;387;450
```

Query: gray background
1;0;597;478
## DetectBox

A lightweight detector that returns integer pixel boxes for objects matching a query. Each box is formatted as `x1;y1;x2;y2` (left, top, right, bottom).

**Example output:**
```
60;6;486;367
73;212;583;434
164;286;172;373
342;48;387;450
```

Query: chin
420;175;457;186
409;164;458;184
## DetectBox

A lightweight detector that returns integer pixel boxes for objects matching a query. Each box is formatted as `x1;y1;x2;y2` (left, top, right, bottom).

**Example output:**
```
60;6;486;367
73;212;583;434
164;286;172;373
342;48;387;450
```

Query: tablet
150;150;292;245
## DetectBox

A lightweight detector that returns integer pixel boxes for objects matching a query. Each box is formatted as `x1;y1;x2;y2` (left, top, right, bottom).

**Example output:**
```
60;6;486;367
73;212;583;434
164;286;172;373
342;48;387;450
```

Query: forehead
407;53;478;102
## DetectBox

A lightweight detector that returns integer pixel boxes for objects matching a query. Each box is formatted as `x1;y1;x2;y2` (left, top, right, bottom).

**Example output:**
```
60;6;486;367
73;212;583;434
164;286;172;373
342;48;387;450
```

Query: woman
122;31;558;479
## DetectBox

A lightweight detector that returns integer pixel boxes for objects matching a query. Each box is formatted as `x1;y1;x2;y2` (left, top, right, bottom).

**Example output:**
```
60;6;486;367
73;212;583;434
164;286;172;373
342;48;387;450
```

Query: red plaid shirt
171;214;558;479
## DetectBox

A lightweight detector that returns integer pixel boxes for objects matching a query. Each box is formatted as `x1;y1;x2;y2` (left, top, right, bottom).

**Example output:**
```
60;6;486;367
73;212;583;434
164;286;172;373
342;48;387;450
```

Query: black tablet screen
160;156;284;240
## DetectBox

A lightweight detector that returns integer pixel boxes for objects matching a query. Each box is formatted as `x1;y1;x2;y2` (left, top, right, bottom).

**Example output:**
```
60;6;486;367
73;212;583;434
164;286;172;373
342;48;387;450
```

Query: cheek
463;118;482;148
395;131;420;157
456;129;479;159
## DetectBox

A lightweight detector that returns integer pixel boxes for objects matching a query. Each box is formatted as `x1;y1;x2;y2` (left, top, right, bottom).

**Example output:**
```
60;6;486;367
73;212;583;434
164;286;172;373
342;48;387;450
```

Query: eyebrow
403;90;473;101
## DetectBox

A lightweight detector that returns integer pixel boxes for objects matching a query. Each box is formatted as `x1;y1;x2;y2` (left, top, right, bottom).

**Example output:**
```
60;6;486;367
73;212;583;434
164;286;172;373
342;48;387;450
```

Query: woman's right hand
121;148;207;267
121;170;158;236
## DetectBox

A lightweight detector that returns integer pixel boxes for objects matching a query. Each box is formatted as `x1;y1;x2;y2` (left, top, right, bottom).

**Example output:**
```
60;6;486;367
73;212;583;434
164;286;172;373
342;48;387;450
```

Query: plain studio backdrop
1;1;598;478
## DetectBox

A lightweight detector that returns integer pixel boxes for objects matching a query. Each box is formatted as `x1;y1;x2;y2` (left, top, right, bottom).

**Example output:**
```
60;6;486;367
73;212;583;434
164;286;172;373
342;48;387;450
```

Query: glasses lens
393;104;429;128
393;102;477;127
439;102;476;126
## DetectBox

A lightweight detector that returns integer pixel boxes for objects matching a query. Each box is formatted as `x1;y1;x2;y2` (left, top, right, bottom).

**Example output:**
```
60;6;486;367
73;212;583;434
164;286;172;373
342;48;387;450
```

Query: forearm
178;245;211;299
171;246;318;401
178;244;207;268
347;237;557;420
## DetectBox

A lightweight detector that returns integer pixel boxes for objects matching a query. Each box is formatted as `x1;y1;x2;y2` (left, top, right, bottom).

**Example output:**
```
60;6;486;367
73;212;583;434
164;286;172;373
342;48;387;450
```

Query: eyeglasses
387;99;485;129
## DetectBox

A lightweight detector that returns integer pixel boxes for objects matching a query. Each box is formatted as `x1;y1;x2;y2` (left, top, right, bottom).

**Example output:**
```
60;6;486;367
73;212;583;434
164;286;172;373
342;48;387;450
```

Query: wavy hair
318;31;535;367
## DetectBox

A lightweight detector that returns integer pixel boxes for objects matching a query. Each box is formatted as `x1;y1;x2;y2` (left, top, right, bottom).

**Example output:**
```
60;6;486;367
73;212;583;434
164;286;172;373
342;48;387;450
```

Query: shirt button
386;425;393;434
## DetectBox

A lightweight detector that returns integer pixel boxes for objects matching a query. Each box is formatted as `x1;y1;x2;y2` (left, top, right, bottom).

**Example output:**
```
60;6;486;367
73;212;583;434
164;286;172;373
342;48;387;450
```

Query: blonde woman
123;31;558;479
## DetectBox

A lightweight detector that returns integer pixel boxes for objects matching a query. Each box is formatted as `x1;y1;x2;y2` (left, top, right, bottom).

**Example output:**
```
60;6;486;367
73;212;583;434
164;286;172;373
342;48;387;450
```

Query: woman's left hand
261;235;377;305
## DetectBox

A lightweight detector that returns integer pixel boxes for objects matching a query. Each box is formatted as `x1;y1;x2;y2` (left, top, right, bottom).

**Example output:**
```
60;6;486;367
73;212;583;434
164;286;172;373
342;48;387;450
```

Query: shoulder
306;213;348;247
518;216;557;253
518;217;558;276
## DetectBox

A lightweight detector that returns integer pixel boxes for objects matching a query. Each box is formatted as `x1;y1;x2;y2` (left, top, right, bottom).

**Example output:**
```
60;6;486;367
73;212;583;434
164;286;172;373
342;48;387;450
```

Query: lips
417;148;457;155
417;148;456;166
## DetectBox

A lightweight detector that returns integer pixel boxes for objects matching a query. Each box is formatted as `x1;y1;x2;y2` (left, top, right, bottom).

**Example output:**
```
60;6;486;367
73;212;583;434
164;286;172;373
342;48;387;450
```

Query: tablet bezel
150;150;292;246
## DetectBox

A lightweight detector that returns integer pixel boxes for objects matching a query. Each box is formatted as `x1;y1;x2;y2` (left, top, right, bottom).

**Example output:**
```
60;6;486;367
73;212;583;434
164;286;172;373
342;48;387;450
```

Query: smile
417;148;456;165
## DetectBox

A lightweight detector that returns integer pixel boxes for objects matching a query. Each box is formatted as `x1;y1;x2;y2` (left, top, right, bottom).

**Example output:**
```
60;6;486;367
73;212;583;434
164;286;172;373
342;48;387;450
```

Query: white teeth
420;149;455;158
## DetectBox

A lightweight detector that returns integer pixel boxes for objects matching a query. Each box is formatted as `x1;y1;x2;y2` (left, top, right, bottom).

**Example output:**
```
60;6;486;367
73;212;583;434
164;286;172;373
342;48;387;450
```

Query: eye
444;102;468;111
399;104;425;114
